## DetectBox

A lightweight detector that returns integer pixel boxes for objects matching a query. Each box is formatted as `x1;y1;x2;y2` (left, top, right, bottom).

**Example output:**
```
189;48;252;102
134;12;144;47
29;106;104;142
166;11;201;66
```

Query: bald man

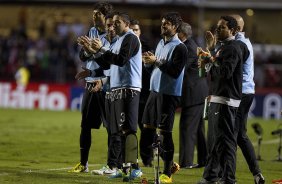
230;14;265;184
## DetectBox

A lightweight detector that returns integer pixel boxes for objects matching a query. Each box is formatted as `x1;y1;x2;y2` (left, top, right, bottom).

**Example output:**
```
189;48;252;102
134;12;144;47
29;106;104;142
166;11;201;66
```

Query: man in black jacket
129;19;154;167
178;22;208;169
198;16;249;184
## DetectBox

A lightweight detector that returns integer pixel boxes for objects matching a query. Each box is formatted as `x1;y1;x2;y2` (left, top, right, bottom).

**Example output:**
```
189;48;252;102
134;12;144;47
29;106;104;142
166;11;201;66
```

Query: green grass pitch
0;108;281;183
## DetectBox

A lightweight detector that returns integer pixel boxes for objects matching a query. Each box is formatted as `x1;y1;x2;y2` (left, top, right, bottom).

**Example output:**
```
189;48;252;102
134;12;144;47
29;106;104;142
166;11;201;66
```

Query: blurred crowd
0;22;82;84
0;23;282;87
253;47;282;88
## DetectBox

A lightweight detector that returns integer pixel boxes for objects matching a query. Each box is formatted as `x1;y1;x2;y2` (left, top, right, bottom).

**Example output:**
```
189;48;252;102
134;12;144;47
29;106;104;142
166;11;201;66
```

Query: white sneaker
104;167;118;175
91;165;118;175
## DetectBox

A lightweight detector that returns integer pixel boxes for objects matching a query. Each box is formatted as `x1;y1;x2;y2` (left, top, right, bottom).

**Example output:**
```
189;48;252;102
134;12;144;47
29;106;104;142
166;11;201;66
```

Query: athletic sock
80;128;91;166
161;131;174;177
140;128;156;165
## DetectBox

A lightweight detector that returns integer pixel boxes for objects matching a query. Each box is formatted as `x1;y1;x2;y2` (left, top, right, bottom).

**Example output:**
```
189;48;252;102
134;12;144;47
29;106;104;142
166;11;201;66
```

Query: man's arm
210;45;240;79
158;43;188;79
96;34;140;67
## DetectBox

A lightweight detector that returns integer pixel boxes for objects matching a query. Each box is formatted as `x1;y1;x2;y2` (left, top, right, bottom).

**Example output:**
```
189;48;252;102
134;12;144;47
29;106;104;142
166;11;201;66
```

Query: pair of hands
86;80;103;93
197;31;217;68
75;35;103;92
75;67;102;92
77;36;103;55
142;51;157;64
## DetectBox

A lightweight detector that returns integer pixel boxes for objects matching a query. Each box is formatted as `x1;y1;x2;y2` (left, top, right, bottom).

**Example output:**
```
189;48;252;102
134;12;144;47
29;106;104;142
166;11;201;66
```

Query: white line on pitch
23;164;102;173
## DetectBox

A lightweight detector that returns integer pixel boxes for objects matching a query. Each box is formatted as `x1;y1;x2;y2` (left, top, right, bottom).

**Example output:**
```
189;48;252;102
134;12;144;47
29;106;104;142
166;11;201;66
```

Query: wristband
95;46;103;54
155;59;163;67
84;51;91;57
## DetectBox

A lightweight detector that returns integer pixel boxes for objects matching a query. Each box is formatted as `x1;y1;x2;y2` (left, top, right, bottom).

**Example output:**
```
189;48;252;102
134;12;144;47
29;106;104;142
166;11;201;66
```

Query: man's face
92;10;105;27
106;18;116;39
113;15;128;36
130;24;141;37
216;19;233;41
161;18;177;37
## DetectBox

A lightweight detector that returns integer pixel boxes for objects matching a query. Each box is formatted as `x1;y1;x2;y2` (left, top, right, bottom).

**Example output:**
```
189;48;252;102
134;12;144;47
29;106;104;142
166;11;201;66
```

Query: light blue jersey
85;27;107;82
150;34;185;96
235;32;255;94
109;30;142;89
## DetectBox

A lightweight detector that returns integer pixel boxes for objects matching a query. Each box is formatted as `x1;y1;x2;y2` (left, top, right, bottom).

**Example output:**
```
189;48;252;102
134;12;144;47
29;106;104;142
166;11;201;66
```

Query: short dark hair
220;15;238;30
130;19;140;26
179;22;192;37
105;12;114;20
113;12;131;24
93;2;113;16
162;12;182;30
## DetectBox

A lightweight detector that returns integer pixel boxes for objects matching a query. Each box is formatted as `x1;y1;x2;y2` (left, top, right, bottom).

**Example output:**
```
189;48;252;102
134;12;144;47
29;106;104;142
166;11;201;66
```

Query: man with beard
129;19;154;167
87;13;123;176
69;2;113;173
141;12;188;183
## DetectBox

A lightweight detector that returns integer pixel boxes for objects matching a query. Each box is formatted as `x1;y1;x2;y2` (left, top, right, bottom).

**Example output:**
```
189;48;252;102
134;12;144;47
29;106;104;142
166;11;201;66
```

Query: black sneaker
254;173;265;184
197;178;218;184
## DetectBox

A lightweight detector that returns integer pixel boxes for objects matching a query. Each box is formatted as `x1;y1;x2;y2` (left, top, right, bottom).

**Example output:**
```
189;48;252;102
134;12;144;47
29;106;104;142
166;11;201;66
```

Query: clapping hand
77;36;95;54
87;79;102;93
91;38;103;52
142;51;156;64
197;47;212;69
205;31;217;51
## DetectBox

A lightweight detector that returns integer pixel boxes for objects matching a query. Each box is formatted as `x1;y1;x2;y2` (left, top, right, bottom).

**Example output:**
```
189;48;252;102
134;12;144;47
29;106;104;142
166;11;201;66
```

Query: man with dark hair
88;13;123;176
205;14;265;184
129;19;153;167
197;15;249;184
87;11;143;182
142;12;188;183
130;19;152;54
178;22;208;169
93;2;113;17
68;1;113;173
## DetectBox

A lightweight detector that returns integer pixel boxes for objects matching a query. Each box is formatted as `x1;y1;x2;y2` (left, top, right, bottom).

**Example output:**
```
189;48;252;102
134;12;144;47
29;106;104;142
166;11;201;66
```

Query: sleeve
241;43;250;63
79;48;92;62
158;43;188;79
101;76;109;85
185;43;198;70
210;45;240;79
95;34;140;67
90;67;106;78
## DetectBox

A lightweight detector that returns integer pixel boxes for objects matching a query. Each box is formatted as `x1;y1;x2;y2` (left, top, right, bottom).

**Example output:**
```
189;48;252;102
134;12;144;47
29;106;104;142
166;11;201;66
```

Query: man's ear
125;21;130;27
231;27;238;36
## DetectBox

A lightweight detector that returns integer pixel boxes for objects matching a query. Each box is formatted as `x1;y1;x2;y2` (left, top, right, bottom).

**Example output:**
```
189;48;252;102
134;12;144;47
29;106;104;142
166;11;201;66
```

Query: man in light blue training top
88;12;143;182
68;2;113;173
141;12;188;183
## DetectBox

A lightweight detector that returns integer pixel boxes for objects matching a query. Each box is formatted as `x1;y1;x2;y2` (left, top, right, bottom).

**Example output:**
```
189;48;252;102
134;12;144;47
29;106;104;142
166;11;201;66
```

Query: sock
161;131;174;177
80;128;91;166
140;128;156;165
